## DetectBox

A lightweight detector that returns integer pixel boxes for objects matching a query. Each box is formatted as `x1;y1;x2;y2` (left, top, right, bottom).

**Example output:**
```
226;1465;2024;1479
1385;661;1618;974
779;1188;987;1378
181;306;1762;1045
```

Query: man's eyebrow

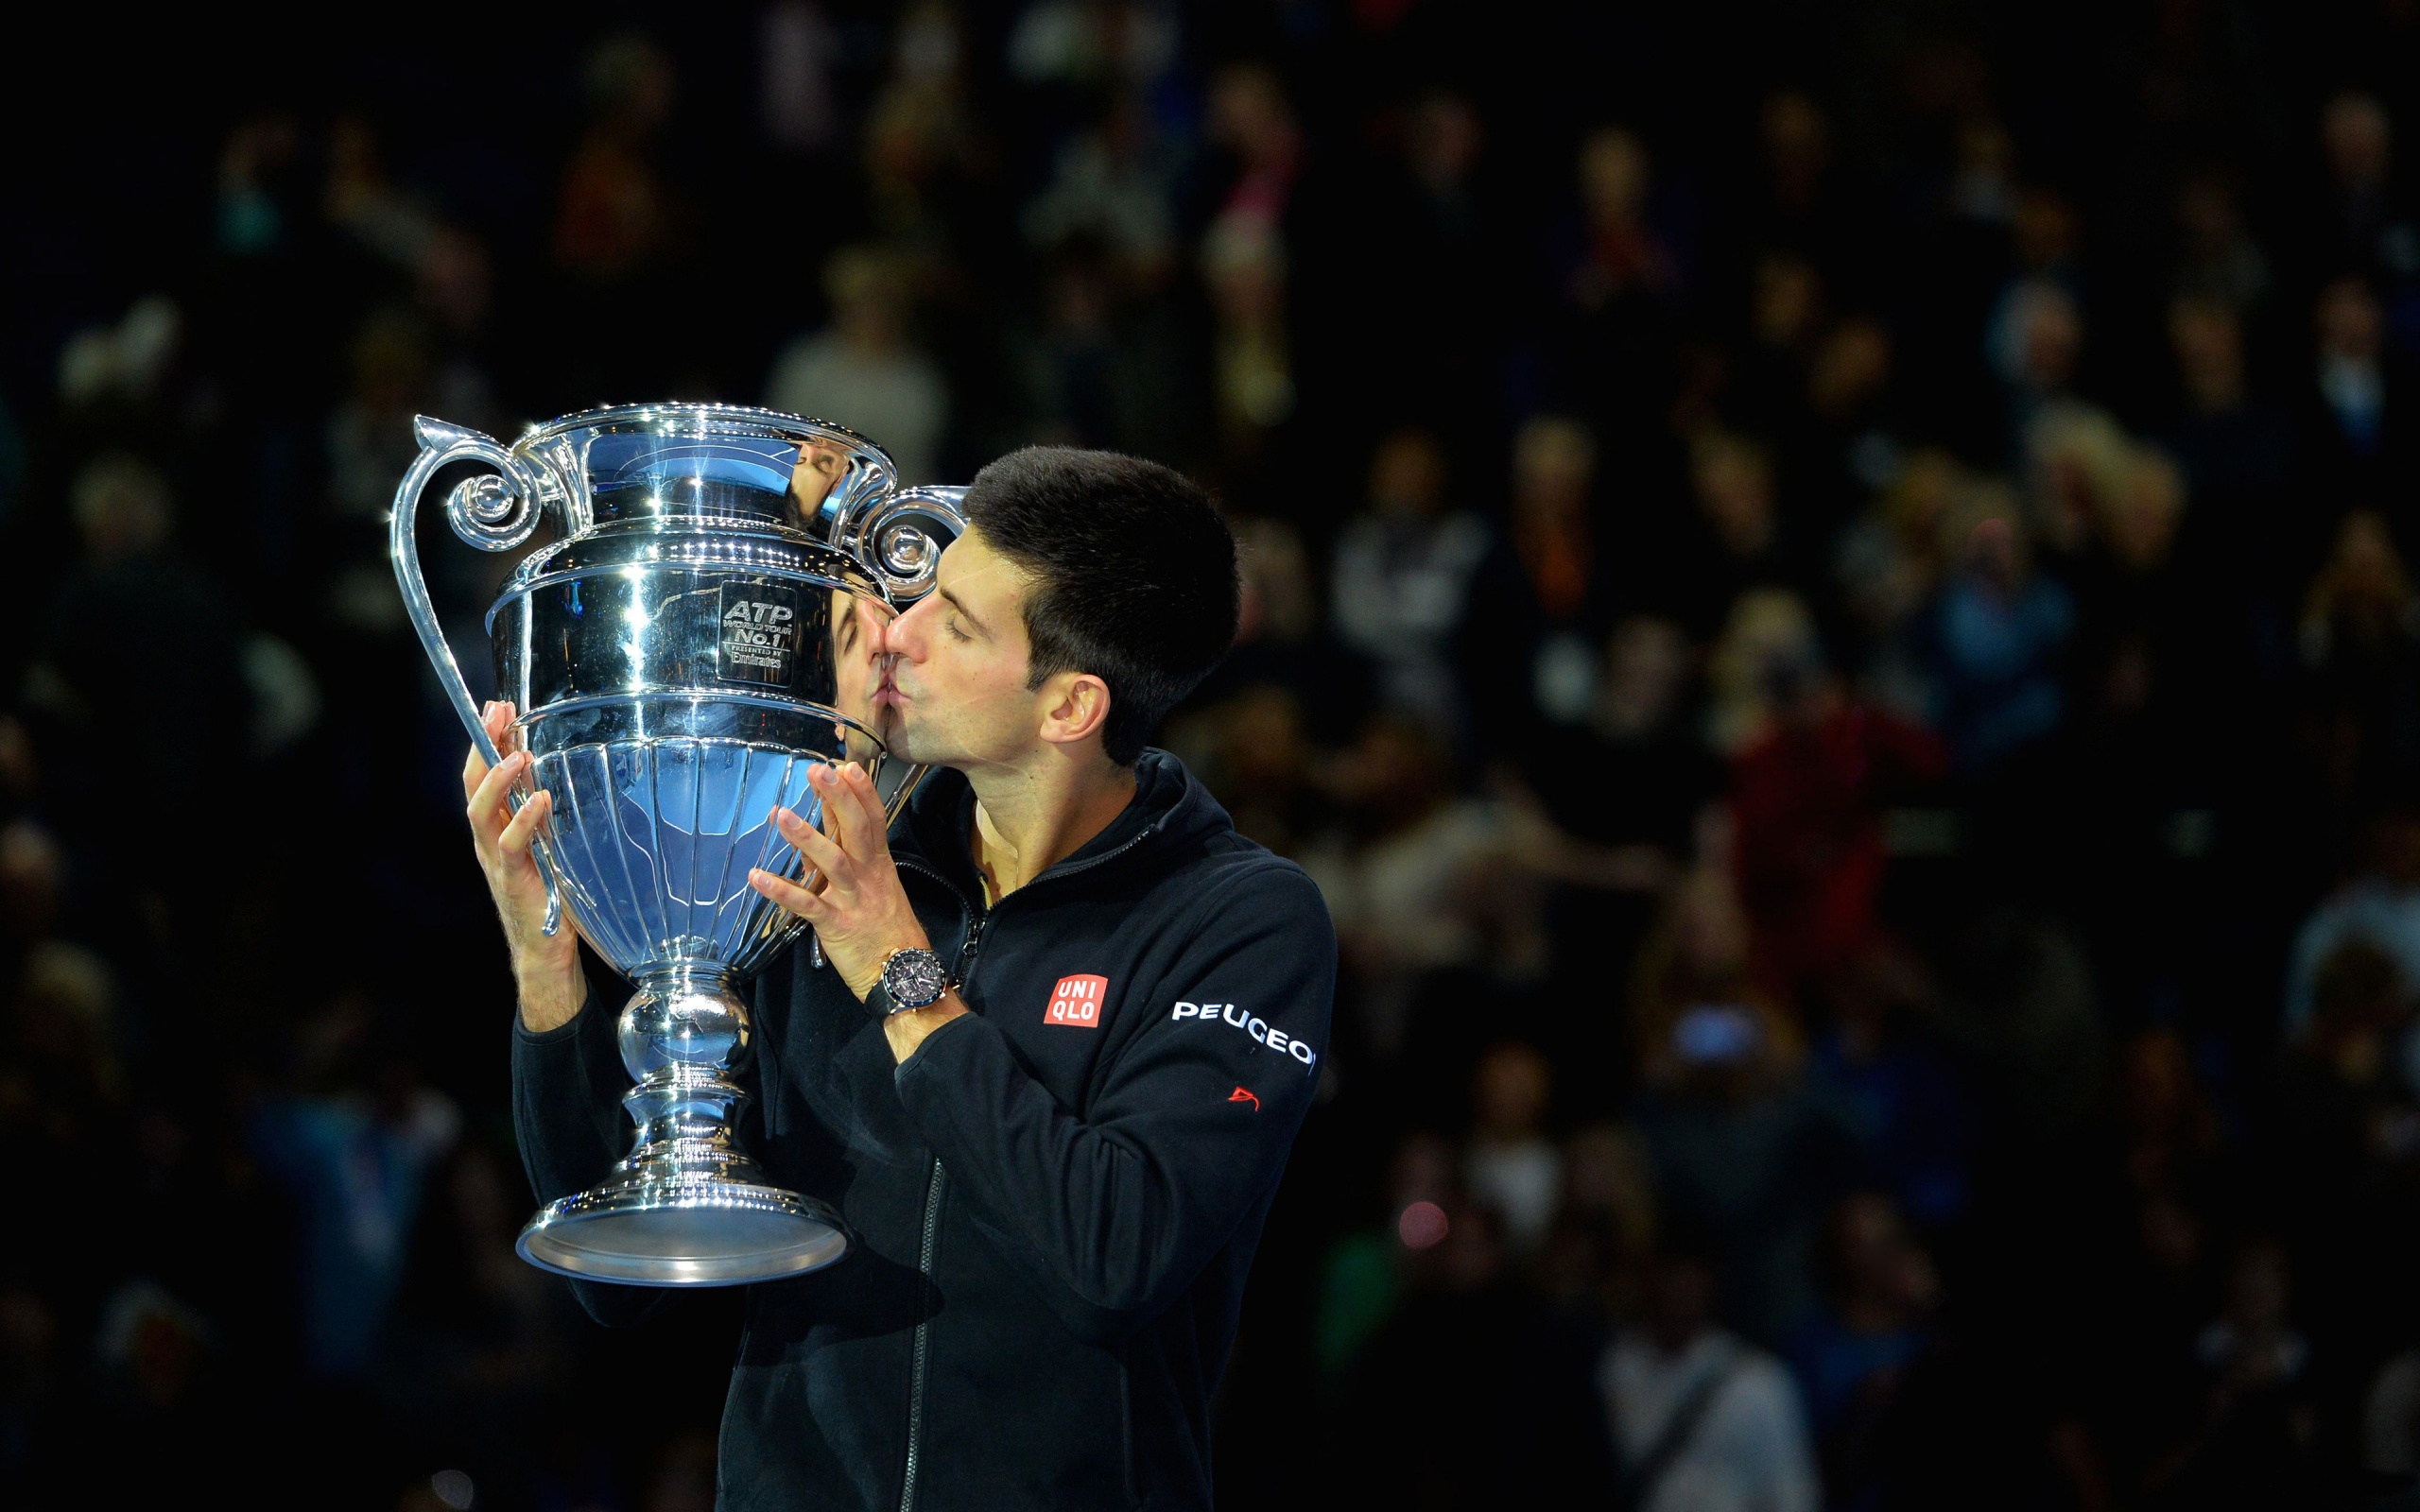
938;584;989;635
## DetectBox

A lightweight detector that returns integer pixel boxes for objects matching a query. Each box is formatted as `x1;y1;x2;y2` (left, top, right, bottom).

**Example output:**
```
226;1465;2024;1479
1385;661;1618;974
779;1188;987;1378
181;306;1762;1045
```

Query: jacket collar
890;748;1227;902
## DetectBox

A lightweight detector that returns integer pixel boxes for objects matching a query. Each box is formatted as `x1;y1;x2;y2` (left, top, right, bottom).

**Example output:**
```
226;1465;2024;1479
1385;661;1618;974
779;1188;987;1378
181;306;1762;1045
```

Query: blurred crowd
10;2;2420;1508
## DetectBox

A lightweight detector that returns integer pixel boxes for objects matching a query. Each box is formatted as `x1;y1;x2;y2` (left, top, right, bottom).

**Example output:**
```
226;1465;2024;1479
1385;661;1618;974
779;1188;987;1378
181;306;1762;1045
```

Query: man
466;447;1336;1510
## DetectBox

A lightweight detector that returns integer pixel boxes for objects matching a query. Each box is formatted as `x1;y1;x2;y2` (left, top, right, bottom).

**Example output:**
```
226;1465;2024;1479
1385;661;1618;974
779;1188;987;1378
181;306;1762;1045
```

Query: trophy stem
515;962;848;1285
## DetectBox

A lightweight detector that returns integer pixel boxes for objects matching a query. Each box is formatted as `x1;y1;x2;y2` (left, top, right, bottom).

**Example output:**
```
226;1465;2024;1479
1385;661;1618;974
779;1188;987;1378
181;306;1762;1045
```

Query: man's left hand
750;762;933;1005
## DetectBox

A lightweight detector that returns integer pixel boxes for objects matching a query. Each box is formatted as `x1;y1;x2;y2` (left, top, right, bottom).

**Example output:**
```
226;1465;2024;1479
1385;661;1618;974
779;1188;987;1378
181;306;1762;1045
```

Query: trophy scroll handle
388;415;566;936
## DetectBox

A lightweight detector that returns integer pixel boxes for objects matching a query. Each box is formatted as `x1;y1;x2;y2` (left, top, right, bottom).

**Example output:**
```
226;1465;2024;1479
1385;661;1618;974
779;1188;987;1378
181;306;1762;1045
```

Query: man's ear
1036;670;1113;748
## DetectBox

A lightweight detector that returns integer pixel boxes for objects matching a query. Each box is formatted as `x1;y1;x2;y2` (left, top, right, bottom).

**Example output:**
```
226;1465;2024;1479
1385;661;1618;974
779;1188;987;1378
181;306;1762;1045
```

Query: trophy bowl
389;404;965;1286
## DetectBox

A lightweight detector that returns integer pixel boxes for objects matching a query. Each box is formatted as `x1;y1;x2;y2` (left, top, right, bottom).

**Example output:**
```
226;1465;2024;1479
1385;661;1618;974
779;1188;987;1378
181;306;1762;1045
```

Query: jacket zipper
895;860;978;1512
889;827;1153;1511
899;1155;945;1512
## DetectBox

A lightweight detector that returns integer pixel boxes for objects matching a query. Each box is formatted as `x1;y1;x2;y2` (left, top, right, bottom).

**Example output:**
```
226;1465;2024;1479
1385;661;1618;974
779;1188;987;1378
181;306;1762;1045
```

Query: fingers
749;866;826;919
775;803;848;881
811;761;890;860
461;701;518;799
499;787;552;855
467;748;532;847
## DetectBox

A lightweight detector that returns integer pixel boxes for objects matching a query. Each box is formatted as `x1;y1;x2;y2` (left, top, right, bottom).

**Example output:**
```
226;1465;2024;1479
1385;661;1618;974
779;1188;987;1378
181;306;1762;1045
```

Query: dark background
5;1;2420;1507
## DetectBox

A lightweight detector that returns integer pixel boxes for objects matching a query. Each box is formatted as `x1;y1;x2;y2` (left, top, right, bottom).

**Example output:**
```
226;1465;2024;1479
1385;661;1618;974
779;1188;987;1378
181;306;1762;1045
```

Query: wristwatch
867;947;952;1016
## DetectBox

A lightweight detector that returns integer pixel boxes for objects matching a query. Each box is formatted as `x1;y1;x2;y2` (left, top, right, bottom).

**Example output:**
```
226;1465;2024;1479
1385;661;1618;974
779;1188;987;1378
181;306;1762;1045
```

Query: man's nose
879;599;922;659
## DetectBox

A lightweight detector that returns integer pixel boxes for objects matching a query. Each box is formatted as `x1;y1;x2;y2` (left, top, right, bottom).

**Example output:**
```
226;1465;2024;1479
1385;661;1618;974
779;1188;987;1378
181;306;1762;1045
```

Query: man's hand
750;762;933;1001
464;700;587;1033
749;762;963;1060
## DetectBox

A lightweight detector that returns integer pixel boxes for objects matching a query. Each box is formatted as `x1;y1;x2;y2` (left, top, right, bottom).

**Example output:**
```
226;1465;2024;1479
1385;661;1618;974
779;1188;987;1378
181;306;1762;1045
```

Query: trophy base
517;1178;849;1286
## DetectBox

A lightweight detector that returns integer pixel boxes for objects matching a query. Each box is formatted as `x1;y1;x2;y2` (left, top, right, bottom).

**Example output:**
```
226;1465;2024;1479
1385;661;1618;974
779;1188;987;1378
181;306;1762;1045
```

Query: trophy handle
389;415;566;936
846;484;967;604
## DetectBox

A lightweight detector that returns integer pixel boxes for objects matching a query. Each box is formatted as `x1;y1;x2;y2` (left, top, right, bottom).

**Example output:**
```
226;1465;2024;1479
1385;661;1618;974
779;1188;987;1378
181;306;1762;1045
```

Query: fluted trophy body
389;404;967;1285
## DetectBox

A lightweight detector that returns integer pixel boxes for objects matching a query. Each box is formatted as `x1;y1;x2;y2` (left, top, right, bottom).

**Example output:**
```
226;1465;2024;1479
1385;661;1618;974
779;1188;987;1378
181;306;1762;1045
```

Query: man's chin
873;707;945;768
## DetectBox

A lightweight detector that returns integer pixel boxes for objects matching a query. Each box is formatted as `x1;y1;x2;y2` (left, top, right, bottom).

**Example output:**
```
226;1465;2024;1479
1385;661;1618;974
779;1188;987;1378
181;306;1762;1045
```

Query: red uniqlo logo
1045;974;1109;1028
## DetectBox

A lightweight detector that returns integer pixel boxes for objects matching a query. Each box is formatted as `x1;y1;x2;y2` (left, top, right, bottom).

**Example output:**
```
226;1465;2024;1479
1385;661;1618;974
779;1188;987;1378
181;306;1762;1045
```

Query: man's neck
966;749;1140;904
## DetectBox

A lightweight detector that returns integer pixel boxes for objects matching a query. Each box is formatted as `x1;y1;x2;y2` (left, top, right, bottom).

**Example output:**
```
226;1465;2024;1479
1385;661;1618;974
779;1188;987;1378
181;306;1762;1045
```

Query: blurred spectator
2308;274;2401;495
252;998;460;1382
1023;95;1180;289
2172;168;2271;313
1464;1042;1562;1254
1723;596;1945;988
1807;946;1975;1228
2319;91;2418;288
1630;866;1859;1343
22;455;251;850
1329;427;1489;733
1549;125;1684;416
1461;414;1612;747
1788;1193;1940;1501
2297;510;2420;816
2286;809;2420;1041
1663;430;1795;641
1834;448;1962;714
1913;495;2075;777
1329;1178;1609;1505
1202;200;1295;455
2157;1240;2319;1503
1599;1244;1820;1512
760;1;839;156
1313;1130;1456;1383
767;245;949;481
554;35;682;286
2162;295;2294;585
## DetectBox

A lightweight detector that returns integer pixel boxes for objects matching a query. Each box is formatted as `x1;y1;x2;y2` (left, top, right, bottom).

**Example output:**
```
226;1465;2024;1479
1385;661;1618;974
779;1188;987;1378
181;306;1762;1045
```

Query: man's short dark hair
961;447;1239;765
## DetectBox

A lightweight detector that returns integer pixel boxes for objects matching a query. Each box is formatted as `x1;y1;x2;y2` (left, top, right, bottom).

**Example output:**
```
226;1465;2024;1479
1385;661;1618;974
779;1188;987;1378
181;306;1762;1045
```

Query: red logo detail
1045;973;1109;1028
1228;1086;1260;1110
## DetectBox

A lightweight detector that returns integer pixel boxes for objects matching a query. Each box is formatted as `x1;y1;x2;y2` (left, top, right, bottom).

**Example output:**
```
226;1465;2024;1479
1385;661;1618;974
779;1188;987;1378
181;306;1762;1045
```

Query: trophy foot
516;1174;848;1286
514;965;851;1285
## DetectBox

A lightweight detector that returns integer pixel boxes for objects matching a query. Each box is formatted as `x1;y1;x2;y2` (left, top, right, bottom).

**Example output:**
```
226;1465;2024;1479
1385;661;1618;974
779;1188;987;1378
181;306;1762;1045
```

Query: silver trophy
389;404;966;1286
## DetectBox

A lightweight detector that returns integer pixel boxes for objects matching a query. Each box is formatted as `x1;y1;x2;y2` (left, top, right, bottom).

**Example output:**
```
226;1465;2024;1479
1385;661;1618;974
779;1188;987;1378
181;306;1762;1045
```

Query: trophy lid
510;403;899;544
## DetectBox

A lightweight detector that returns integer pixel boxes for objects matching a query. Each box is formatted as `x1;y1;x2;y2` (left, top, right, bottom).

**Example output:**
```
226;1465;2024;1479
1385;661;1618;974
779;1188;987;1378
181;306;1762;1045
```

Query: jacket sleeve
510;970;675;1327
891;861;1337;1343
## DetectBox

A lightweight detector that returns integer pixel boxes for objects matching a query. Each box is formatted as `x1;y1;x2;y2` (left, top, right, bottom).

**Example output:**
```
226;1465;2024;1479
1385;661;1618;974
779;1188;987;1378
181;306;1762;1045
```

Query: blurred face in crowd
1599;616;1691;739
1472;1042;1551;1140
1406;92;1482;196
2169;297;2245;411
71;455;173;563
2325;91;2392;193
1808;317;1891;421
1753;253;1824;351
1961;511;2030;593
1762;90;1829;206
2010;283;2083;392
1512;417;1594;525
2103;451;2185;571
827;247;910;352
878;525;1102;771
1579;128;1651;228
1691;432;1775;556
2174;172;2246;258
2012;188;2081;270
1828;1193;1938;1322
1368;429;1447;523
2318;276;2384;364
1646;1253;1718;1352
1209;64;1297;169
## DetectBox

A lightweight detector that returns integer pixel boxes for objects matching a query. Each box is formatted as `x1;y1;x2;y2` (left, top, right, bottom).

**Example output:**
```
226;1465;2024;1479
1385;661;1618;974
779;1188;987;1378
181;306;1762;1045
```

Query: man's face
875;526;1047;770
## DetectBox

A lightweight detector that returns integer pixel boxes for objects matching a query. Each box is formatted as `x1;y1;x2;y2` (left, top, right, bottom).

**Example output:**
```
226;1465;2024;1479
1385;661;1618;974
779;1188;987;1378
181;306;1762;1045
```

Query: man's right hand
465;700;588;1032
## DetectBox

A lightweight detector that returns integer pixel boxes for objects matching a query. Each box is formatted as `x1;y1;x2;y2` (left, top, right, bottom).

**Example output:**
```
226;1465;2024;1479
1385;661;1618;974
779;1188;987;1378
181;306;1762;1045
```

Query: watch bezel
878;947;950;1012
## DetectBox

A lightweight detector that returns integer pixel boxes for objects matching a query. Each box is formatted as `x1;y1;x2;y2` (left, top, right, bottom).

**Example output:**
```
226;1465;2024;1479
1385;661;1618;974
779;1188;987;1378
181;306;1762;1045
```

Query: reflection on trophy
389;404;966;1285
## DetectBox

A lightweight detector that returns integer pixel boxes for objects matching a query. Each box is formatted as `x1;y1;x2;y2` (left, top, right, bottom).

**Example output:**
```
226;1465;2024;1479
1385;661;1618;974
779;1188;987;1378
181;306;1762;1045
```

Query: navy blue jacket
511;751;1336;1510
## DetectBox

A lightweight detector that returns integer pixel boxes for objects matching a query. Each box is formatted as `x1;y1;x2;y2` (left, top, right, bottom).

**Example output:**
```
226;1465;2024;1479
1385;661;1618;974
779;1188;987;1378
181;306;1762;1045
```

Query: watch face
883;949;949;1010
